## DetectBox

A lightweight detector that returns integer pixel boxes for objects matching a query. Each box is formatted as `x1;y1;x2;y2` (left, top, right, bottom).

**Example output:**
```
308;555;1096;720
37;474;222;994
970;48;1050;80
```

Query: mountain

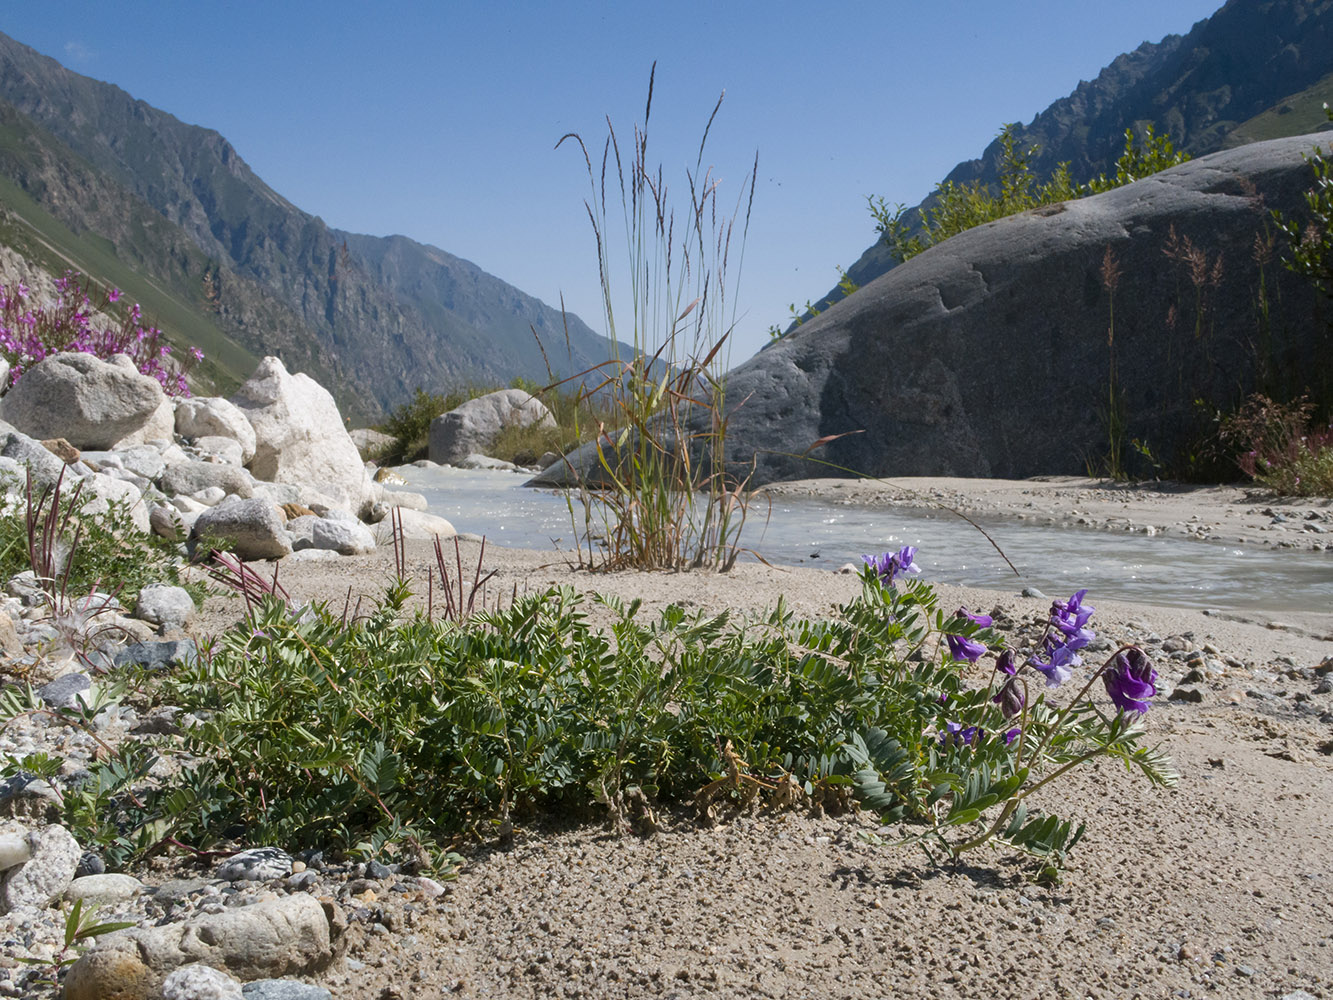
0;31;617;421
801;0;1333;321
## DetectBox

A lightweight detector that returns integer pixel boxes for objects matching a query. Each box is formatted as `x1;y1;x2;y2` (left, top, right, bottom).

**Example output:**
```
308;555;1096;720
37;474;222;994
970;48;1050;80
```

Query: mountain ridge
0;30;617;420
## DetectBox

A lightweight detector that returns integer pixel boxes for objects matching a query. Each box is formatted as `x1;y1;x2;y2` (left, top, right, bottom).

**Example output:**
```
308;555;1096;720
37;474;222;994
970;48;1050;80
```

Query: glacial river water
396;466;1333;616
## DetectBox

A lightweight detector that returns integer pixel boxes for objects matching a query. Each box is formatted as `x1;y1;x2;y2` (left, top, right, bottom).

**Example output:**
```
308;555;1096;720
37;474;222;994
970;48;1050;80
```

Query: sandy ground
180;476;1333;1000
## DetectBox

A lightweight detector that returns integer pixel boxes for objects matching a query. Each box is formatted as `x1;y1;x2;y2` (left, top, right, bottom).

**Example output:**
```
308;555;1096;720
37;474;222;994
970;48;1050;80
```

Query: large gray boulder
537;132;1333;487
230;357;376;514
429;388;554;465
160;460;255;500
0;353;166;450
190;499;292;561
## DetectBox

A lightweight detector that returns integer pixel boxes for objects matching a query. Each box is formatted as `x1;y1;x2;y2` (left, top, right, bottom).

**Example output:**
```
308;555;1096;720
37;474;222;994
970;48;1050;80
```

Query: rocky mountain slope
804;0;1333;319
0;31;617;420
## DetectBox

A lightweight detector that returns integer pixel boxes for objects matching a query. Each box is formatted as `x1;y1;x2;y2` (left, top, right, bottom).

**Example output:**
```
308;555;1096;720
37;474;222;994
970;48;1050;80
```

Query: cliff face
0;32;617;419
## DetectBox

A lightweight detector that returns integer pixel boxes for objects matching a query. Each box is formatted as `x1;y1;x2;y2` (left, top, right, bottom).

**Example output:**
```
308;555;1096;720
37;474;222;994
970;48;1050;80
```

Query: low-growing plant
0;267;201;394
66;543;1172;881
1221;393;1333;496
0;467;200;612
15;898;136;990
553;64;759;570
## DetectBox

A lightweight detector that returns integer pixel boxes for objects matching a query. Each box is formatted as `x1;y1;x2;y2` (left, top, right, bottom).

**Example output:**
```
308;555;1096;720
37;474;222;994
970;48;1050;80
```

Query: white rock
311;517;376;555
373;507;457;543
230;357;374;515
175;396;257;463
0;352;166;449
118;396;177;448
0;832;32;871
428;388;554;465
134;584;195;628
193;435;245;467
64;872;144;906
190;499;292;561
0;824;81;913
162;962;244;1000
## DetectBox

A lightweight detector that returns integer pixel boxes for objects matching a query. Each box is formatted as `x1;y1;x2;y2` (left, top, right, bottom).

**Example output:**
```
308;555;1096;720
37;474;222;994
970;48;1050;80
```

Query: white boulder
0;352;166;449
175;396;257;463
428;388;554;465
230;357;375;514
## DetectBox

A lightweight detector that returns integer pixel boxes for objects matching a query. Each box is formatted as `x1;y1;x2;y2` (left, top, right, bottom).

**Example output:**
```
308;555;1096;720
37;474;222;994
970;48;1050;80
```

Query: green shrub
870;124;1188;264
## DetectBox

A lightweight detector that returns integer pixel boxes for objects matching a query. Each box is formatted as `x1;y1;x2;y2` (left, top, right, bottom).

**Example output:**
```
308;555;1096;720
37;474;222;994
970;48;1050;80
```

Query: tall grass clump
555;64;759;571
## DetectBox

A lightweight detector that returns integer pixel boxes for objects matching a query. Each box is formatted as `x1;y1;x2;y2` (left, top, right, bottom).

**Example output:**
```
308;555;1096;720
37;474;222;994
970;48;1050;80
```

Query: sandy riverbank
181;491;1333;1000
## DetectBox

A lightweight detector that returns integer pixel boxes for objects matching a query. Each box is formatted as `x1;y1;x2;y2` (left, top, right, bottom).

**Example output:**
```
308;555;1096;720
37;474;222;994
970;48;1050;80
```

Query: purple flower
995;650;1017;675
862;545;920;587
946;633;987;663
993;674;1025;718
1102;647;1158;714
939;721;981;748
955;606;994;628
108;288;122;303
1002;727;1021;746
1050;589;1096;649
1028;638;1079;687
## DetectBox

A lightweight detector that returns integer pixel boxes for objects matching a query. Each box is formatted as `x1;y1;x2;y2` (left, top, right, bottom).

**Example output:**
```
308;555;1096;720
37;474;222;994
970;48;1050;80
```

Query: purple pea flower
993;675;1025;719
939;721;982;748
946;634;987;663
1028;637;1079;687
1050;589;1096;650
1002;727;1021;746
1102;647;1158;714
862;545;920;587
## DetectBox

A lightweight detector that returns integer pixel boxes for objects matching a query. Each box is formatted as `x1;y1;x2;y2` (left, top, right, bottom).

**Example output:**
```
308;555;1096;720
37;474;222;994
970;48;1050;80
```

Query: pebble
241;982;332;1000
216;848;293;882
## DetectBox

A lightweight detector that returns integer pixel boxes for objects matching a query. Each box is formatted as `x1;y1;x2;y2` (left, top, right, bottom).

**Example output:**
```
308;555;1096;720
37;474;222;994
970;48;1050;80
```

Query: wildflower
1028;637;1079;687
946;633;987;663
108;288;122;303
956;606;993;628
993;674;1025;718
1050;589;1096;649
1102;647;1158;714
862;545;920;587
939;721;981;748
1002;727;1021;746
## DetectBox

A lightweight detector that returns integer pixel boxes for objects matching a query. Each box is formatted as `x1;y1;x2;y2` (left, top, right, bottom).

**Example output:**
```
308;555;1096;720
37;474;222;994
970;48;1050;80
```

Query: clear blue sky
5;1;1224;364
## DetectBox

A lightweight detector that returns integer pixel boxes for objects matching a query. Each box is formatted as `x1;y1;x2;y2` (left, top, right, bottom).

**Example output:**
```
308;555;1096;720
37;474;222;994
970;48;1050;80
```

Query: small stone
37;672;93;709
163;963;244;999
241;981;332;1000
134;584;196;629
1168;687;1204;704
1021;587;1047;599
65;873;144;906
74;852;105;878
113;639;199;671
0;775;62;823
364;860;392;880
0;824;81;913
216;847;292;882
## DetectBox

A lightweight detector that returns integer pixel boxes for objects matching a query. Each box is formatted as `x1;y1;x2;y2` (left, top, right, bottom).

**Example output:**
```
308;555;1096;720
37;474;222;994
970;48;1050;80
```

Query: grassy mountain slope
804;0;1333;322
0;31;617;419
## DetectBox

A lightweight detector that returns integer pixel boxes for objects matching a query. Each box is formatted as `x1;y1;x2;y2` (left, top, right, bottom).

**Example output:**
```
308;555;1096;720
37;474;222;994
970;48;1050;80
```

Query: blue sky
5;1;1224;364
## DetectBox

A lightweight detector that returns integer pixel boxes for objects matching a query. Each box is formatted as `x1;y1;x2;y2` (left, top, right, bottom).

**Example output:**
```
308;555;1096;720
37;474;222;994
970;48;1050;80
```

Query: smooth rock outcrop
429;388;554;465
537;133;1333;486
190;500;292;561
175;396;258;463
0;352;165;449
230;357;375;515
63;893;337;1000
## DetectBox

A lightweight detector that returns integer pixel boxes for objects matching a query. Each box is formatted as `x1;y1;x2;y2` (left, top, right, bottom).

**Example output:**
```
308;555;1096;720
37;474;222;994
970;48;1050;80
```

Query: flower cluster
862;545;920;587
945;607;993;663
0;270;200;395
1028;588;1095;687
